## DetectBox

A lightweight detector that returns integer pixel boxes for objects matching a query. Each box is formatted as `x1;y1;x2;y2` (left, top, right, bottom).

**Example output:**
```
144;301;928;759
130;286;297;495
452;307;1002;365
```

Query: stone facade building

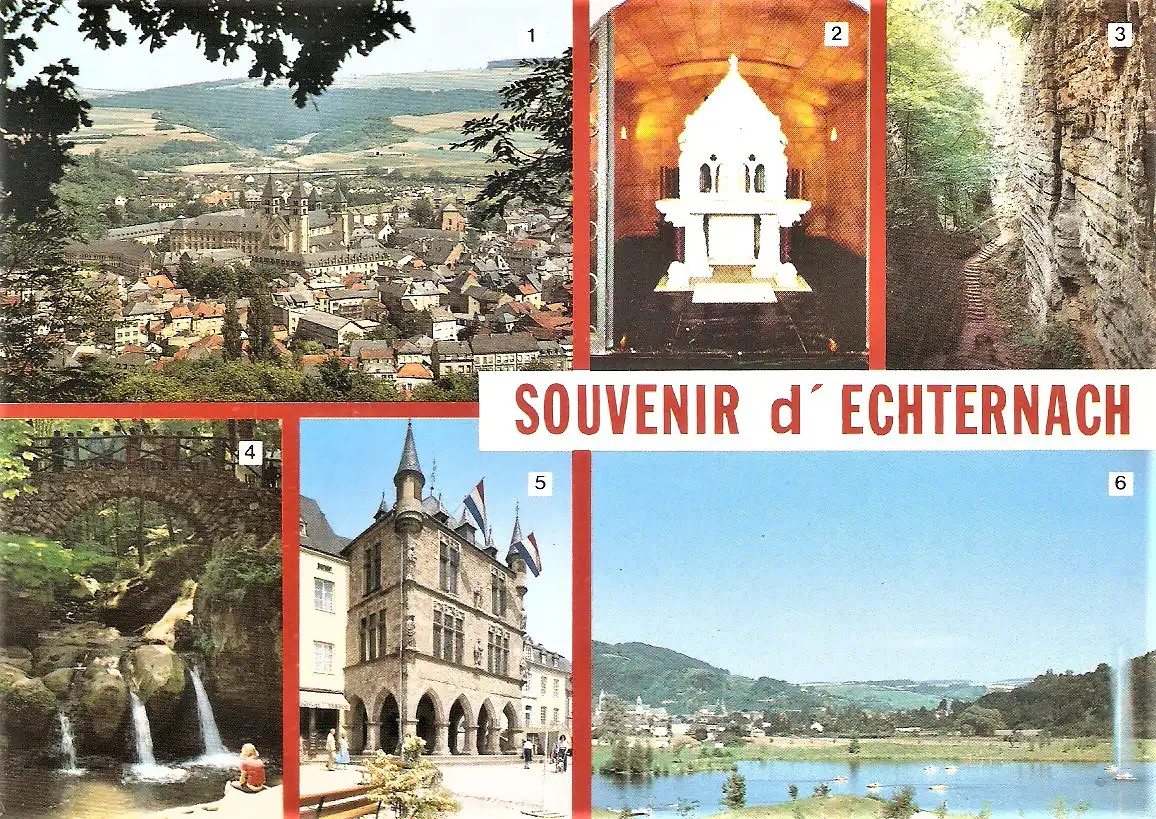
522;641;572;755
341;424;528;755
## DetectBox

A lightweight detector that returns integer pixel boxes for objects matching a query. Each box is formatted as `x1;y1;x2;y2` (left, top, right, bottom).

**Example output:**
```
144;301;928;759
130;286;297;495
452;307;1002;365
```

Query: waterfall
129;691;157;766
125;691;188;783
189;667;235;766
57;710;85;775
1112;648;1135;777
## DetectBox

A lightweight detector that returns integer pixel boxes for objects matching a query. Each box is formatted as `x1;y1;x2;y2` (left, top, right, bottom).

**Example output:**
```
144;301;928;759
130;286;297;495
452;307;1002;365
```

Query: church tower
262;174;280;218
336;181;351;247
289;173;309;253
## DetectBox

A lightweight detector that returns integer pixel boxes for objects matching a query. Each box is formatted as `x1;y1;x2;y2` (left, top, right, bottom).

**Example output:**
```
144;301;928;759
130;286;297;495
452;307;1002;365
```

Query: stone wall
1014;0;1155;366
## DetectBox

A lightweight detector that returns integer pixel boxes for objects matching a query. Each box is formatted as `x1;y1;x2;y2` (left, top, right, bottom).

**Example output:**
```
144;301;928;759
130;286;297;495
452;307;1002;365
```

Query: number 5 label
1109;472;1134;497
528;472;553;497
825;22;849;47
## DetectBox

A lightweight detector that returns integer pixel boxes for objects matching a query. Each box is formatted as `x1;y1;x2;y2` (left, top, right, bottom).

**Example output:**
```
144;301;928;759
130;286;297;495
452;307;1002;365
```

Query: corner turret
393;420;425;532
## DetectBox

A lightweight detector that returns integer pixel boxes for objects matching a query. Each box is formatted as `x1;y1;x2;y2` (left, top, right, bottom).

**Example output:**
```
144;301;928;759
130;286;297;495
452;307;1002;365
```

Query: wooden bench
299;784;384;819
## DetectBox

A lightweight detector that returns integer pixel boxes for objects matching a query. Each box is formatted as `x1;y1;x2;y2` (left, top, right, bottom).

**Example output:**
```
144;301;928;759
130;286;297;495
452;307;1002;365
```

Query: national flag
462;480;486;533
513;532;542;577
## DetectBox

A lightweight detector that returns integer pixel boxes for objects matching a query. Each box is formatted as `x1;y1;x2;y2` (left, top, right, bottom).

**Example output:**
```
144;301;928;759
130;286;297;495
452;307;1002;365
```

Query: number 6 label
825;22;849;47
1109;472;1134;497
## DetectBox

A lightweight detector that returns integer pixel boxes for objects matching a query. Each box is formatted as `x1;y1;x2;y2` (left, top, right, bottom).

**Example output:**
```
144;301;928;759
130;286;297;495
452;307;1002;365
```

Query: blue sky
593;451;1153;684
301;418;572;655
21;0;571;91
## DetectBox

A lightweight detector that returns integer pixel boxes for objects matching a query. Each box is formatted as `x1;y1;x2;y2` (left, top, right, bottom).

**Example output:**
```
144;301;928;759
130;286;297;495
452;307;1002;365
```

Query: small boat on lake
833;775;848;783
1114;771;1136;781
923;765;936;773
929;784;949;792
944;765;958;774
866;783;881;790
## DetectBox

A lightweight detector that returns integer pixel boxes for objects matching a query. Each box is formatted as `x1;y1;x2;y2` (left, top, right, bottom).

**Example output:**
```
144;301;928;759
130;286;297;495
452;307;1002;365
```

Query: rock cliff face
1014;0;1155;366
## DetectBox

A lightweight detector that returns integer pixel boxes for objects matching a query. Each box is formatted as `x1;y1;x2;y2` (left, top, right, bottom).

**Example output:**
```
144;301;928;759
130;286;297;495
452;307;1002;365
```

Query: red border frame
868;0;887;370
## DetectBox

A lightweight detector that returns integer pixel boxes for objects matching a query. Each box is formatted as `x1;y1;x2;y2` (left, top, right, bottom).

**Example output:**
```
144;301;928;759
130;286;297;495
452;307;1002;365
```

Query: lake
593;760;1156;818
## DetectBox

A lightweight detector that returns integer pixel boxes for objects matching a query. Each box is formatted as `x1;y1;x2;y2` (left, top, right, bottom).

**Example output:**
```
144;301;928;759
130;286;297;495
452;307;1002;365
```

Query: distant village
55;171;573;393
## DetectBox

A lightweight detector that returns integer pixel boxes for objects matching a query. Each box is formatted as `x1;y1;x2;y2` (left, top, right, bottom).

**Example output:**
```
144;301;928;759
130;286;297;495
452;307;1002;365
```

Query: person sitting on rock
228;743;267;793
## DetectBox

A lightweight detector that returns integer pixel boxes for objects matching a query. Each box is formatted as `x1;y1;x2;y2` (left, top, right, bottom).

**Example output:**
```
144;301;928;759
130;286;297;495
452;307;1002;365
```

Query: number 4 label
1109;472;1134;497
528;472;553;497
238;440;263;466
1109;23;1133;47
825;22;849;47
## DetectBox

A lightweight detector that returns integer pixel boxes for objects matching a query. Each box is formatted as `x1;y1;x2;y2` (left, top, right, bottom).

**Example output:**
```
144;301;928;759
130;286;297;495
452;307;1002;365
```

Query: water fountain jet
1111;648;1137;782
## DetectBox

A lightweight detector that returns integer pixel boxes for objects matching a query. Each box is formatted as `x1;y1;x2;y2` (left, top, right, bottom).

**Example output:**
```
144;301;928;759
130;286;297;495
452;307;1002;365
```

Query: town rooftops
174;210;264;232
297;309;354;331
471;332;540;354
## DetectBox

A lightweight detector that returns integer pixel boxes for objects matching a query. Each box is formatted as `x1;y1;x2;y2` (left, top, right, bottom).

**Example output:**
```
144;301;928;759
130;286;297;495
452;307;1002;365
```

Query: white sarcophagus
656;55;812;304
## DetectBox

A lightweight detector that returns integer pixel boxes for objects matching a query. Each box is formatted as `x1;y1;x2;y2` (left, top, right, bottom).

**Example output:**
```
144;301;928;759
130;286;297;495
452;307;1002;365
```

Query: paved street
301;758;571;818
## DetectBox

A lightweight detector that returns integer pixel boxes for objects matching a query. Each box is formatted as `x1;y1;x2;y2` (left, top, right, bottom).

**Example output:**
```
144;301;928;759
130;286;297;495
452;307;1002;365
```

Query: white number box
825;22;849;47
527;472;553;497
1108;472;1134;497
1109;22;1133;47
238;440;263;466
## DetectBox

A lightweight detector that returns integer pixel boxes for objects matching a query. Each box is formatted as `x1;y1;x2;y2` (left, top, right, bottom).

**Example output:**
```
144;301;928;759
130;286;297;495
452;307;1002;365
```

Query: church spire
509;502;523;546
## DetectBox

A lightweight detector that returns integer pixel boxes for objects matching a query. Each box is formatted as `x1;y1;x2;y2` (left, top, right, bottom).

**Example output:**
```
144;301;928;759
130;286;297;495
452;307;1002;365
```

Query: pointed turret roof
508;503;524;552
309;186;321;209
290;172;306;201
393;420;423;487
262;174;276;198
374;491;391;520
335;180;348;204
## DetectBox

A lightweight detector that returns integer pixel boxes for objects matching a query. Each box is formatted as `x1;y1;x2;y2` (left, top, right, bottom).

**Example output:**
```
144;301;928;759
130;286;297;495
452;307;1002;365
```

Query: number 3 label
825;22;849;47
1109;23;1133;47
1109;472;1134;497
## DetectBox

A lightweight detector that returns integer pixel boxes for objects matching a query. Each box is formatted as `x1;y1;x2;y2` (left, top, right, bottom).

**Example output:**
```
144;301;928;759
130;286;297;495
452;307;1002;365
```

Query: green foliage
957;704;1006;737
54;152;142;237
1;214;114;400
788;785;799;801
457;50;573;218
960;0;1043;40
883;786;918;819
721;770;746;810
198;544;281;605
305;116;415;154
4;0;415;219
886;0;991;230
812;783;830;798
410;374;479;403
849;736;861;754
222;292;243;361
112;139;246;172
934;801;948;818
0;421;36;500
0;533;111;600
364;742;460;819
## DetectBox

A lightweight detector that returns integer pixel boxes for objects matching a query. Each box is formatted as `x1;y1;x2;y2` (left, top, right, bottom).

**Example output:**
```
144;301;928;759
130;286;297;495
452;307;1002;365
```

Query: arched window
755;164;766;193
744;165;751;193
699;164;711;193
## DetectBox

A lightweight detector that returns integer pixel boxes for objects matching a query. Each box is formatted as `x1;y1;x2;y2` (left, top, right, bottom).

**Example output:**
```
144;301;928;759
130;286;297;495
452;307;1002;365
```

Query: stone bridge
2;434;282;547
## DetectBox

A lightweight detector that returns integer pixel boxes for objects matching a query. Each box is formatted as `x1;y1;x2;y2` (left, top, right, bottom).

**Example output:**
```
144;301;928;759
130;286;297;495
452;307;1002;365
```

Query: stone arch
378;692;401;754
501;700;521;753
348;695;369;755
476;699;500;755
2;469;279;548
414;690;441;752
447;694;473;755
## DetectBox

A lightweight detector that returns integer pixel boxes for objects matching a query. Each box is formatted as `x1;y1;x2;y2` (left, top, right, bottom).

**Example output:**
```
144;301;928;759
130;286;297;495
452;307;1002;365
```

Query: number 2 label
825;22;849;47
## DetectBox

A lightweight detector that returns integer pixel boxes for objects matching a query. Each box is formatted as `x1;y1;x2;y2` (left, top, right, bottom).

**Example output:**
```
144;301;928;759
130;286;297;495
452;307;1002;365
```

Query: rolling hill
593;641;823;714
86;69;514;153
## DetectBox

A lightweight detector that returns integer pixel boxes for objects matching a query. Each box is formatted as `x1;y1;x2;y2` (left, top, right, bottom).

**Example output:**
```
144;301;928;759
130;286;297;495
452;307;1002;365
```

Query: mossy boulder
79;658;128;744
0;666;58;746
128;645;187;725
42;667;76;698
32;644;87;678
0;646;33;674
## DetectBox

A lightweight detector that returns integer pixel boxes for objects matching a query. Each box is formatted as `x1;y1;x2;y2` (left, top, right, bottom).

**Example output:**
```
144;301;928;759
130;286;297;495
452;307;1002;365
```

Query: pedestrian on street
325;728;337;771
522;737;534;768
336;726;350;766
557;734;570;772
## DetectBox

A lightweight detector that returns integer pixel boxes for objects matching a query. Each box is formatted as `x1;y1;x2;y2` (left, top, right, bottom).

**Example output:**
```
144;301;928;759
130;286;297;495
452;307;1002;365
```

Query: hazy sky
22;0;571;91
301;418;572;656
593;450;1153;684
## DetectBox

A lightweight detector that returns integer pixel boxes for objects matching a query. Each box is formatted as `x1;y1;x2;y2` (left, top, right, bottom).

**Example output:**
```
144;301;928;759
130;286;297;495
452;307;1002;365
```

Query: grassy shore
595;736;1156;771
593;795;978;818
